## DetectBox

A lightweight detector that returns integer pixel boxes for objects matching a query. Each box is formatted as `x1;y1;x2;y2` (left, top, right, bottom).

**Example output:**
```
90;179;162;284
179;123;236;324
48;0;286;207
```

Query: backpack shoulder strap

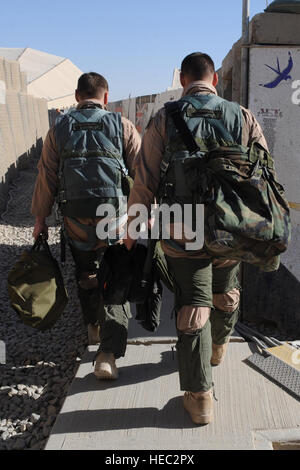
164;101;199;155
160;101;199;177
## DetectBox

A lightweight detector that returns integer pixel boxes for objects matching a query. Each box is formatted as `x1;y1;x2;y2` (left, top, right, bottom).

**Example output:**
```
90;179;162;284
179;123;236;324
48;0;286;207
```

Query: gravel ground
0;160;88;450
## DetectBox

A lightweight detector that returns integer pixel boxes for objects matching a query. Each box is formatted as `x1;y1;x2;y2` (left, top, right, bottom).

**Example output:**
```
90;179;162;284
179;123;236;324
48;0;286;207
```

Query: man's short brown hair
181;53;215;81
77;72;109;98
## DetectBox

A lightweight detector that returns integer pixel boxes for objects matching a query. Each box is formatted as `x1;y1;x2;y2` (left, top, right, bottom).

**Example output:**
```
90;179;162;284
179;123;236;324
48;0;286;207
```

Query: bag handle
31;234;54;259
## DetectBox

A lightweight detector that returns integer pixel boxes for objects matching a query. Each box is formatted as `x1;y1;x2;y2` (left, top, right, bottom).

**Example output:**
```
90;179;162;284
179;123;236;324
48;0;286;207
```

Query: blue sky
1;0;269;101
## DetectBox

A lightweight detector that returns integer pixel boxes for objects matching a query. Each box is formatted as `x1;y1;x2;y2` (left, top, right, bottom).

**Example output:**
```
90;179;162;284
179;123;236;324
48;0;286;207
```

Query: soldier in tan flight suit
125;53;269;425
31;72;141;379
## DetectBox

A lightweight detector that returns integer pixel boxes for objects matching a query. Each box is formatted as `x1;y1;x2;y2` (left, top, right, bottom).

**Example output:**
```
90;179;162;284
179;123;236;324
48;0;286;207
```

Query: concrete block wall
216;11;300;334
0;55;49;211
218;13;300;103
218;39;242;103
250;12;300;45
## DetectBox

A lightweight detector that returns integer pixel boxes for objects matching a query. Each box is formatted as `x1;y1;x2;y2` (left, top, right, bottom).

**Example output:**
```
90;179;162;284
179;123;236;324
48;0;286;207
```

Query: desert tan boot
88;324;100;345
211;341;229;366
183;390;214;425
94;352;119;380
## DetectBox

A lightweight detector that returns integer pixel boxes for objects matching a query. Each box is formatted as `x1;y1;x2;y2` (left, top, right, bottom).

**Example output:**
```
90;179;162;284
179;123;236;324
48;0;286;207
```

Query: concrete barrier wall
0;55;49;211
217;12;300;335
108;88;182;135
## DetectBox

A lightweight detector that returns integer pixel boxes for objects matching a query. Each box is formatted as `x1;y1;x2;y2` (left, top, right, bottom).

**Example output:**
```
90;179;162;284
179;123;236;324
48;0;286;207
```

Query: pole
241;0;250;107
240;0;250;324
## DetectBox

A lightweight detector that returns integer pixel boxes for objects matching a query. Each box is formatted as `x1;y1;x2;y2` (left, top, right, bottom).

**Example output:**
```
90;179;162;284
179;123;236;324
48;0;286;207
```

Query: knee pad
213;288;240;313
78;271;98;290
176;306;211;333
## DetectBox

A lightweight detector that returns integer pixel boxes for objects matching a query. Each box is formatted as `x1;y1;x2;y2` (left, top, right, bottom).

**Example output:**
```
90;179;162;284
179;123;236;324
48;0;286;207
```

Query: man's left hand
33;217;48;240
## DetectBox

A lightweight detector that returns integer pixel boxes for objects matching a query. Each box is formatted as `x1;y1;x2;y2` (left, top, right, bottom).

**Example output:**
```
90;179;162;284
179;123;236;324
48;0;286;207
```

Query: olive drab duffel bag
7;235;68;331
160;96;291;272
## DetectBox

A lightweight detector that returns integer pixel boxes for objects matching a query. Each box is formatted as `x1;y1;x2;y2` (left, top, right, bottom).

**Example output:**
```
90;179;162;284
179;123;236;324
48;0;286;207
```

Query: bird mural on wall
260;51;293;89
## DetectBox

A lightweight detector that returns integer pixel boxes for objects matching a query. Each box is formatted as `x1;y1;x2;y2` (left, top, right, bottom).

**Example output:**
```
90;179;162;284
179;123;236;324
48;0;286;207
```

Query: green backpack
159;96;291;272
55;107;132;250
7;236;68;331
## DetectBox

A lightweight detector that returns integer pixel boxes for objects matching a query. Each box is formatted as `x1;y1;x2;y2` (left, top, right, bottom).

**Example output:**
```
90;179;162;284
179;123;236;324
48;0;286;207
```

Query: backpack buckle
58;190;66;203
165;183;174;199
160;160;169;174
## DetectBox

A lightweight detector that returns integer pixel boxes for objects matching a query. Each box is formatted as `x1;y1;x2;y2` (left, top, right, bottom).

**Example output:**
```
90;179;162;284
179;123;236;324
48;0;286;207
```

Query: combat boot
211;341;229;366
88;324;100;345
183;390;213;425
94;352;118;380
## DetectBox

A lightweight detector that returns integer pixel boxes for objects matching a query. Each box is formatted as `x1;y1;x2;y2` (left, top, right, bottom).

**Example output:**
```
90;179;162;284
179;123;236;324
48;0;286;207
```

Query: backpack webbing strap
165;101;199;155
160;101;199;177
249;142;274;169
68;109;106;123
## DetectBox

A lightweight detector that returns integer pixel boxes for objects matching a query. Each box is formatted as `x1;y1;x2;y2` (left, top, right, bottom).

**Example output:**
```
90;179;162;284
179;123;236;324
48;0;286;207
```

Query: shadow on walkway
53;396;201;433
68;350;178;395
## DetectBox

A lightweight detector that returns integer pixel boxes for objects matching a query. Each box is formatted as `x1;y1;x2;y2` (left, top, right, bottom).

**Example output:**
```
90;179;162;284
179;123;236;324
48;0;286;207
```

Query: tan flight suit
127;81;269;391
31;99;141;358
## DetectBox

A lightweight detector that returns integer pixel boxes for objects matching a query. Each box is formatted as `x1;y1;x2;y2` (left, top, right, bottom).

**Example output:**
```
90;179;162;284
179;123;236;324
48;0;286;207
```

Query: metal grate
246;353;300;401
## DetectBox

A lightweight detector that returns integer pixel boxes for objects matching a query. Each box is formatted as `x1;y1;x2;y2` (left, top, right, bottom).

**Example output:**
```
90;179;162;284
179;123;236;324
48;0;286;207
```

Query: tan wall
0;55;49;210
48;94;77;110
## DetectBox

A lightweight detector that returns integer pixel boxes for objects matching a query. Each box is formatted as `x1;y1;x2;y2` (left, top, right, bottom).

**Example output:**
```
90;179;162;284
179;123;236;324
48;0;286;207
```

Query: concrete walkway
45;338;300;450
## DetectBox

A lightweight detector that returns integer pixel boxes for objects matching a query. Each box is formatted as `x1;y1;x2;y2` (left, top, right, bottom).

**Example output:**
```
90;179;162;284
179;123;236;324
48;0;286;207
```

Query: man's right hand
33;217;48;240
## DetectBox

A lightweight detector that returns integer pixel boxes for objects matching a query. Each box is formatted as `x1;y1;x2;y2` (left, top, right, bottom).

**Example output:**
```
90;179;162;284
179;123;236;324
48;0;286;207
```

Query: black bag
131;240;163;332
7;236;68;331
97;241;165;332
135;277;163;332
97;244;148;305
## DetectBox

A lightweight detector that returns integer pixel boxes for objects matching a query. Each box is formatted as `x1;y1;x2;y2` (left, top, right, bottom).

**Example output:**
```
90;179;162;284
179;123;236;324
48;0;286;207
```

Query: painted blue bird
260;51;293;89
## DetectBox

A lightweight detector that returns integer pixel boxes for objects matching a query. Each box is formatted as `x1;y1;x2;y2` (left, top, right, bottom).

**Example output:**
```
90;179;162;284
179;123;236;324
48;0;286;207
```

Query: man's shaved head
76;72;109;100
181;53;215;81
